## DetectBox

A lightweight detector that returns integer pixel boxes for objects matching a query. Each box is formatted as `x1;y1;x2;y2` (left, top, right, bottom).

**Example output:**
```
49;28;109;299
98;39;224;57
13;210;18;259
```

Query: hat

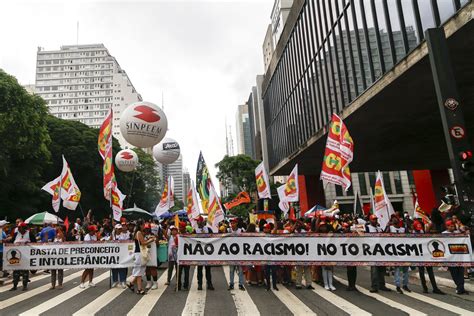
114;224;122;229
186;226;193;233
263;223;271;230
88;225;97;232
144;223;152;229
342;222;350;228
369;214;378;221
445;220;454;226
413;221;423;231
0;220;9;227
231;218;239;223
170;225;177;231
18;222;27;228
179;222;186;229
196;216;204;223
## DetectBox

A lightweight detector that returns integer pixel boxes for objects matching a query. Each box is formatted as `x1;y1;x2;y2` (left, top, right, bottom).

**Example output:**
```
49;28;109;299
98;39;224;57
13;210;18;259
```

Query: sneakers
239;285;245;291
402;286;411;293
79;283;86;289
208;284;215;291
151;282;158;290
369;288;378;293
432;288;445;295
121;282;127;289
380;287;391;292
324;285;330;290
111;282;118;288
228;284;234;290
396;286;404;294
88;282;96;287
273;286;279;291
329;285;336;291
145;281;152;290
197;285;203;290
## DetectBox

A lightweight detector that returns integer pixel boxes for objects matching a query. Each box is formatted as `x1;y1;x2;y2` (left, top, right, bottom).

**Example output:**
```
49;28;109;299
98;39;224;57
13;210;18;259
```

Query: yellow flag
249;213;257;224
174;214;180;228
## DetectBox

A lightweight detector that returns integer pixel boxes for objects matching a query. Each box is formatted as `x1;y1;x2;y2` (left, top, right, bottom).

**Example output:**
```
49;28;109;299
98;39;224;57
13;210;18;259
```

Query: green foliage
0;69;51;219
170;196;184;212
215;154;260;193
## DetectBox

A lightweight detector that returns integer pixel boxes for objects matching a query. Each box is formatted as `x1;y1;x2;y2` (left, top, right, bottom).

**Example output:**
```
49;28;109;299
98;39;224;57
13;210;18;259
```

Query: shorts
132;253;146;277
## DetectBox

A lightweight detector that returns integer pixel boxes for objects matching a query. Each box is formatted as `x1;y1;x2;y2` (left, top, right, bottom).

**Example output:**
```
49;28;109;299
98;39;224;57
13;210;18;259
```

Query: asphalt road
1;266;473;315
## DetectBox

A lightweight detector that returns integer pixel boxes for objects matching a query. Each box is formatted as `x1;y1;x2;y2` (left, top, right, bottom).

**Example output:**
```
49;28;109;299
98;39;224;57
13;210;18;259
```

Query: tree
170;197;184;212
0;69;51;219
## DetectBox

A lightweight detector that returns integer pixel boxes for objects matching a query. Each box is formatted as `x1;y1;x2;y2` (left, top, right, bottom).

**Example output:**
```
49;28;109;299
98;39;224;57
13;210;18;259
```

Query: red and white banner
320;114;354;191
374;171;395;229
178;233;473;266
255;162;271;199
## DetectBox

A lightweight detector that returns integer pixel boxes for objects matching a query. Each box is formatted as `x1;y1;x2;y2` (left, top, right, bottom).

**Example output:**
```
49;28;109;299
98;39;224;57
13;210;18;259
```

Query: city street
1;266;473;315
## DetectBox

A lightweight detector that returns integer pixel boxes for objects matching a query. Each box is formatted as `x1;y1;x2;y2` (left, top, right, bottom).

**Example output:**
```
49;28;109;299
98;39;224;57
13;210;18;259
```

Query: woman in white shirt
79;225;97;288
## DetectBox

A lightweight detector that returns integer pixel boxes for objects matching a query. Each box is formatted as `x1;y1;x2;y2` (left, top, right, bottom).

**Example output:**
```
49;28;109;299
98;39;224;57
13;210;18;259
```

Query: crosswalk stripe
222;266;260;316
0;272;53;293
333;276;427;316
73;279;127;315
19;271;110;316
0;270;83;310
383;283;472;315
311;284;372;316
127;269;175;316
182;268;206;316
272;283;316;315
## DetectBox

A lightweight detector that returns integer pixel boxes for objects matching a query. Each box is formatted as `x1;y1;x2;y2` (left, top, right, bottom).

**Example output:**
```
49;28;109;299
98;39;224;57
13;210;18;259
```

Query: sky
0;0;273;184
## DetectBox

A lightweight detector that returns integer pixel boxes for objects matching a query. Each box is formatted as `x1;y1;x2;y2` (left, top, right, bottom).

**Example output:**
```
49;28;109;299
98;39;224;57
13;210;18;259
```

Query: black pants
370;266;386;290
418;266;438;290
13;270;29;288
178;265;190;289
167;261;177;283
197;265;212;286
347;266;357;288
264;265;277;288
448;267;465;292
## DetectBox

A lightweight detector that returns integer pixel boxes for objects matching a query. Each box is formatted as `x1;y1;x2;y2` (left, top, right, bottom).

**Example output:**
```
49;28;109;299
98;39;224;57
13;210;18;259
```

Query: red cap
342;223;350;228
88;225;97;232
445;220;454;227
413;221;423;231
320;215;327;221
264;223;271;229
18;222;27;228
231;218;239;223
179;222;186;228
144;223;151;229
196;216;204;223
369;215;378;221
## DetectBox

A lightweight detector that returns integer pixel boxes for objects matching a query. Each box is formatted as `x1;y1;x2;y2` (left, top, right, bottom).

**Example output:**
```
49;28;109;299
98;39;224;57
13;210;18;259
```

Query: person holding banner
263;223;278;291
365;215;391;293
165;225;179;287
228;218;245;291
177;222;191;291
80;225;98;288
50;227;65;290
443;219;469;295
195;216;215;291
342;222;358;291
145;223;159;290
9;222;36;291
318;221;336;291
293;221;313;290
111;224;129;289
388;216;411;294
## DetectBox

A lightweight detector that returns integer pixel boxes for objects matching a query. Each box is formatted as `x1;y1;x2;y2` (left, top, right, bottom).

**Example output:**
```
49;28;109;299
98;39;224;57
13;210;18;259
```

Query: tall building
270;0;294;46
161;155;184;204
182;169;191;204
235;103;255;158
262;24;274;72
35;44;142;148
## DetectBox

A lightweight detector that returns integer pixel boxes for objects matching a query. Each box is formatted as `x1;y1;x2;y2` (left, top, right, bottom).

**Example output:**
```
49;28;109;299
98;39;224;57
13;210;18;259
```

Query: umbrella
25;212;64;225
157;211;173;219
122;205;153;219
174;209;188;217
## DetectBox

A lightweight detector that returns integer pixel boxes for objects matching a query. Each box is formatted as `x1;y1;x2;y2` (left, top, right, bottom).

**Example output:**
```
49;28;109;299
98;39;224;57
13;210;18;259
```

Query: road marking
127;269;175;316
383;283;472;315
0;270;83;310
18;272;110;316
222;266;260;316
0;271;57;293
334;276;427;316
182;268;206;316
272;283;317;315
311;283;371;316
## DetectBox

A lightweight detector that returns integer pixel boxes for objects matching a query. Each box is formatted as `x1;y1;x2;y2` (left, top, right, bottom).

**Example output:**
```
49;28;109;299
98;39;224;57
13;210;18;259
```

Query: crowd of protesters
0;206;471;296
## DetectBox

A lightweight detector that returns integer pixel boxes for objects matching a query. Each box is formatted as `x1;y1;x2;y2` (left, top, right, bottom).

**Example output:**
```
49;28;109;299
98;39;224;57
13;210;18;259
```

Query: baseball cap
196;216;204;223
88;225;97;232
114;224;122;229
18;222;27;228
144;223;152;229
445;220;454;226
263;223;271;229
369;215;378;221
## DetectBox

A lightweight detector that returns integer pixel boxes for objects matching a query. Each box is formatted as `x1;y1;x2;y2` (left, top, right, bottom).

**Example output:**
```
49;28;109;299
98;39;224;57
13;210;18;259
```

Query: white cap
114;224;123;229
0;220;9;227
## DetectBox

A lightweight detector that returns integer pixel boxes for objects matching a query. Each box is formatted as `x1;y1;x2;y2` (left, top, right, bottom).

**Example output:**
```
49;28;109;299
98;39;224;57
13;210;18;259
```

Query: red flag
320;114;354;191
64;216;70;233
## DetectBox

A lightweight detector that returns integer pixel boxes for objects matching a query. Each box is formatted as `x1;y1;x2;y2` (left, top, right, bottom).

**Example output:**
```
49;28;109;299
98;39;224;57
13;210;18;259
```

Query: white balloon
115;149;139;172
119;101;168;148
153;137;180;164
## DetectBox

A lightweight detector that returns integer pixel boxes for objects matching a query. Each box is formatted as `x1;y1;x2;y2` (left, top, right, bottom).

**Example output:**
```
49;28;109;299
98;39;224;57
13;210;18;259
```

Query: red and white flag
320;114;354;191
155;176;175;217
374;171;394;229
59;156;81;210
111;185;126;222
41;176;61;213
186;181;201;221
98;109;114;201
277;164;299;214
207;182;225;232
255;162;271;199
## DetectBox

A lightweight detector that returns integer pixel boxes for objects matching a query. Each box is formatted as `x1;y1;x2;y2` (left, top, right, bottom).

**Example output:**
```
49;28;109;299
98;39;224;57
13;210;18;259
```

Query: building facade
35;44;142;148
182;169;191;204
235;103;255;158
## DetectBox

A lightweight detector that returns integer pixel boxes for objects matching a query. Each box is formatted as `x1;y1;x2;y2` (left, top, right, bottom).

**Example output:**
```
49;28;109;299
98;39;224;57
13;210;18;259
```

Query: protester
228;218;245;291
40;223;56;242
165;225;179;287
343;222;358;291
443;219;469;294
10;222;36;291
80;225;97;288
195;216;214;290
0;220;8;278
127;219;156;294
177;222;190;290
318;221;335;291
263;223;278;291
111;224;129;289
144;223;159;290
365;215;391;293
293;220;313;290
50;227;65;289
388;215;411;294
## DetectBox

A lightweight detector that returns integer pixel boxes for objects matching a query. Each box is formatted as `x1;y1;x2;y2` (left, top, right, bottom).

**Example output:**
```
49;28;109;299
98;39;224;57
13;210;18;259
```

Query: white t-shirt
389;226;405;233
84;233;97;241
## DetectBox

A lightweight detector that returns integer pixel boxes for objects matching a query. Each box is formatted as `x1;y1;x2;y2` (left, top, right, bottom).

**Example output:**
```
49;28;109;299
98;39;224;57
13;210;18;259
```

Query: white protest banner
178;233;473;266
3;241;157;270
